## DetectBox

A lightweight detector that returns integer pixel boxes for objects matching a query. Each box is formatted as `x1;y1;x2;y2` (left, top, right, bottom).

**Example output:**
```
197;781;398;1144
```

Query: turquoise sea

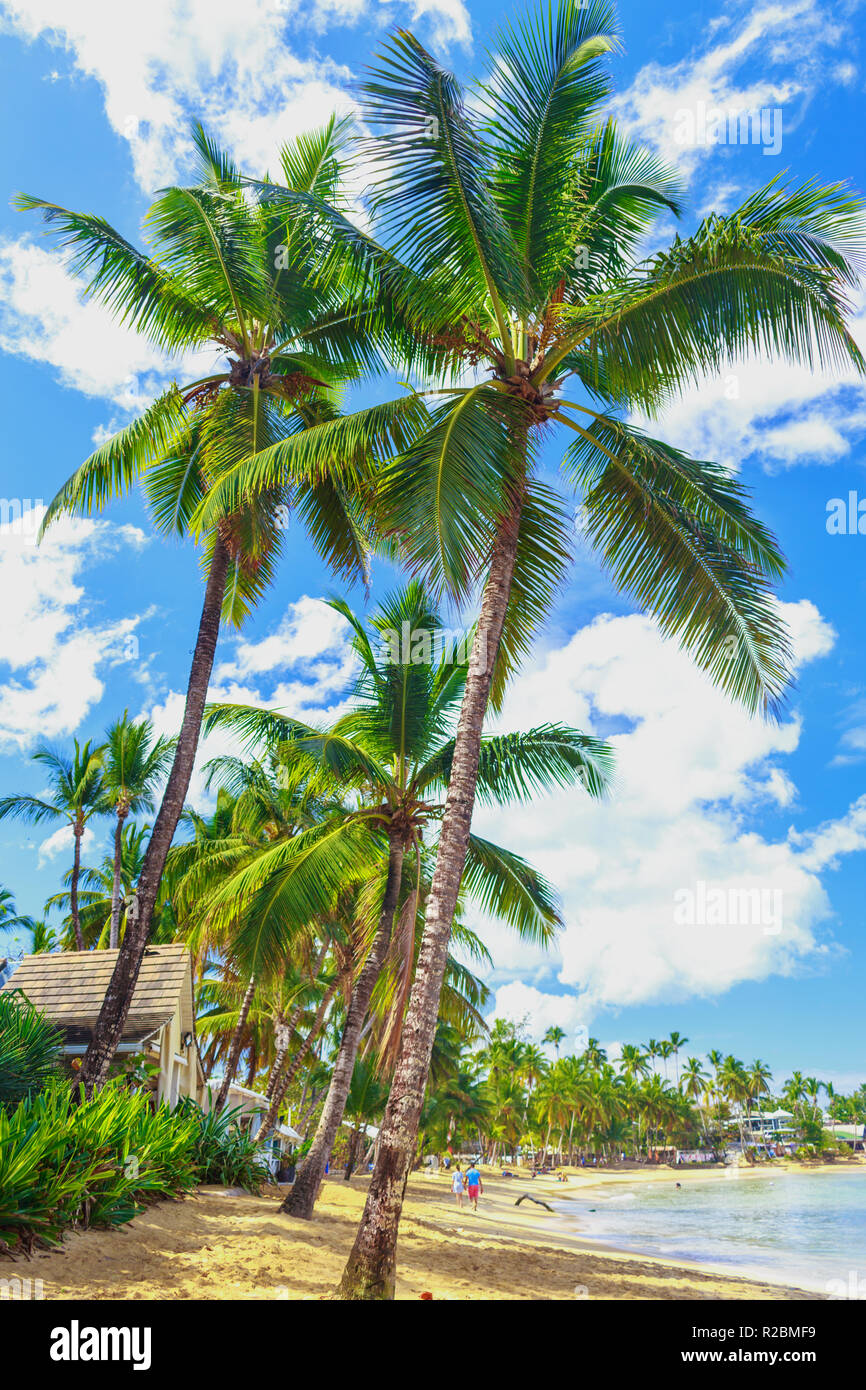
555;1168;866;1295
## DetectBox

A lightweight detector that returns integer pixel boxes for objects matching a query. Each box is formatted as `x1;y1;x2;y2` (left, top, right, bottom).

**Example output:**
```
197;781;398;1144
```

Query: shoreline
525;1159;866;1295
11;1163;849;1301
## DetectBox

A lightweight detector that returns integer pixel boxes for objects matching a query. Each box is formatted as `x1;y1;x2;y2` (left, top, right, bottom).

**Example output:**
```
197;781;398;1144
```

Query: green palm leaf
559;411;792;713
463;834;561;943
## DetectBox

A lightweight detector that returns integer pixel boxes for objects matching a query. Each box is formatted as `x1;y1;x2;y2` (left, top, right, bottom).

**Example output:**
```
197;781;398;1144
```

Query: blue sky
0;0;865;1092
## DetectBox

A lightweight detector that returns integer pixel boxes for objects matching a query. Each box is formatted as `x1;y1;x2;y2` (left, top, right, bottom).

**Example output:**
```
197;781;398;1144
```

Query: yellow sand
11;1162;850;1300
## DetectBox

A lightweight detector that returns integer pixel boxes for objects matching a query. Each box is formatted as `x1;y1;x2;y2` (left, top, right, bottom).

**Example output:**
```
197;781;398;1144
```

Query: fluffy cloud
476;598;864;1040
1;0;471;191
615;0;852;174
0;505;148;750
37;823;96;867
146;595;357;807
0;236;218;408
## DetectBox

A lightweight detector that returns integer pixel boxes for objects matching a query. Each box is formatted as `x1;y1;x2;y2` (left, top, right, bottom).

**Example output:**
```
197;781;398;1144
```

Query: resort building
203;1079;302;1176
0;943;207;1106
740;1109;796;1139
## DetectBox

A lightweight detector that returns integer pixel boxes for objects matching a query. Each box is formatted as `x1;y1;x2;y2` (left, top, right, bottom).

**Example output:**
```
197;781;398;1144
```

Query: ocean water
555;1168;866;1295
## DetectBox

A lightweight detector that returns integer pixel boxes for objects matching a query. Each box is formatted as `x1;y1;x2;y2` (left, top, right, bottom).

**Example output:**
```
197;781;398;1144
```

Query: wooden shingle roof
0;943;195;1044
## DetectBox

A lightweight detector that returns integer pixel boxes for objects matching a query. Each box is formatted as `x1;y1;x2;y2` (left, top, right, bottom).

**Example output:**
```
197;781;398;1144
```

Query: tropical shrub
0;991;63;1110
0;1082;259;1254
176;1099;264;1190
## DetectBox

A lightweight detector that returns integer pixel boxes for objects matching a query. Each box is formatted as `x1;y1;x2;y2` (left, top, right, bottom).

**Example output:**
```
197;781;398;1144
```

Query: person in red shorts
465;1162;483;1210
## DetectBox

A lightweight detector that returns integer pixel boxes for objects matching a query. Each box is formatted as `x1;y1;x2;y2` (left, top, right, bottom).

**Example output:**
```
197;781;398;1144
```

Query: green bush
0;991;63;1109
0;1081;260;1255
177;1098;265;1190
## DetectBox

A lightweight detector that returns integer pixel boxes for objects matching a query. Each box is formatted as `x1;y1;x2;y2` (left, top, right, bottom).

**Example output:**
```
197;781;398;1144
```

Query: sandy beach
10;1163;844;1301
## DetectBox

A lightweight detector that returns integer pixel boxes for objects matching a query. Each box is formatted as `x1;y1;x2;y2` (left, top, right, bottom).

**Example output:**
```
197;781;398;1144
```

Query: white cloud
632;293;866;474
1;0;471;192
213;595;352;685
615;0;850;174
475;597;864;1039
0;236;219;409
146;595;357;808
37;823;96;866
0;505;148;750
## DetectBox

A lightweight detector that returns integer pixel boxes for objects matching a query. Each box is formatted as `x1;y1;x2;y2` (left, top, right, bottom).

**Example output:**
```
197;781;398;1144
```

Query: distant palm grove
1;0;864;1299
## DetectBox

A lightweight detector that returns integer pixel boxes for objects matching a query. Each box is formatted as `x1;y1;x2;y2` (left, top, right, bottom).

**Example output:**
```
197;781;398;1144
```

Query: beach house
0;943;206;1106
203;1079;302;1176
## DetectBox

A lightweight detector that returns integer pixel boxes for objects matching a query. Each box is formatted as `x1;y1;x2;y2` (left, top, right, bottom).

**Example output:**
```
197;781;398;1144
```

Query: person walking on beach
465;1162;483;1211
451;1164;465;1210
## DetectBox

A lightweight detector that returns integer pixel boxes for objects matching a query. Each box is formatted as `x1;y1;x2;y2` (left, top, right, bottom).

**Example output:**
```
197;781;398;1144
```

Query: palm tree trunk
262;944;329;1104
108;809;127;950
253;981;338;1143
77;535;230;1096
264;1007;299;1102
70;819;84;951
283;833;405;1220
213;973;256;1112
338;494;524;1300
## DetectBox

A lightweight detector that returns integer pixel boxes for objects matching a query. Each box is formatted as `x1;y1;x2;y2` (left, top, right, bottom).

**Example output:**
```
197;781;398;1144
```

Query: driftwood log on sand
514;1193;554;1212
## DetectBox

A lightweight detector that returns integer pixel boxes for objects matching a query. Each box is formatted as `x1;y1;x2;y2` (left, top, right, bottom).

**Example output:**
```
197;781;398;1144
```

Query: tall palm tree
720;1055;750;1150
0;740;106;950
314;0;862;1292
681;1057;709;1141
100;713;174;948
543;1025;566;1059
618;1044;649;1083
203;582;611;1217
706;1048;725;1141
171;756;347;1110
746;1059;773;1141
45;822;151;949
19;119;409;1091
0;887;40;949
668;1030;688;1088
184;0;862;1291
658;1038;675;1082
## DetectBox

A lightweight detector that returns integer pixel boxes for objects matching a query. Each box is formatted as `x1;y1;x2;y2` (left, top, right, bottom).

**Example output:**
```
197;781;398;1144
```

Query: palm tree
706;1048;725;1142
204;582;611;1217
0;887;40;950
343;1057;389;1178
217;1;866;1297
314;0;863;1291
100;713;174;948
668;1030;688;1087
45;822;151;949
681;1057;709;1141
0;740;106;950
746;1059;773;1141
583;1036;608;1070
720;1055;750;1150
658;1039;675;1082
170;755;348;1111
20;119;406;1091
543;1025;566;1059
618;1044;649;1083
